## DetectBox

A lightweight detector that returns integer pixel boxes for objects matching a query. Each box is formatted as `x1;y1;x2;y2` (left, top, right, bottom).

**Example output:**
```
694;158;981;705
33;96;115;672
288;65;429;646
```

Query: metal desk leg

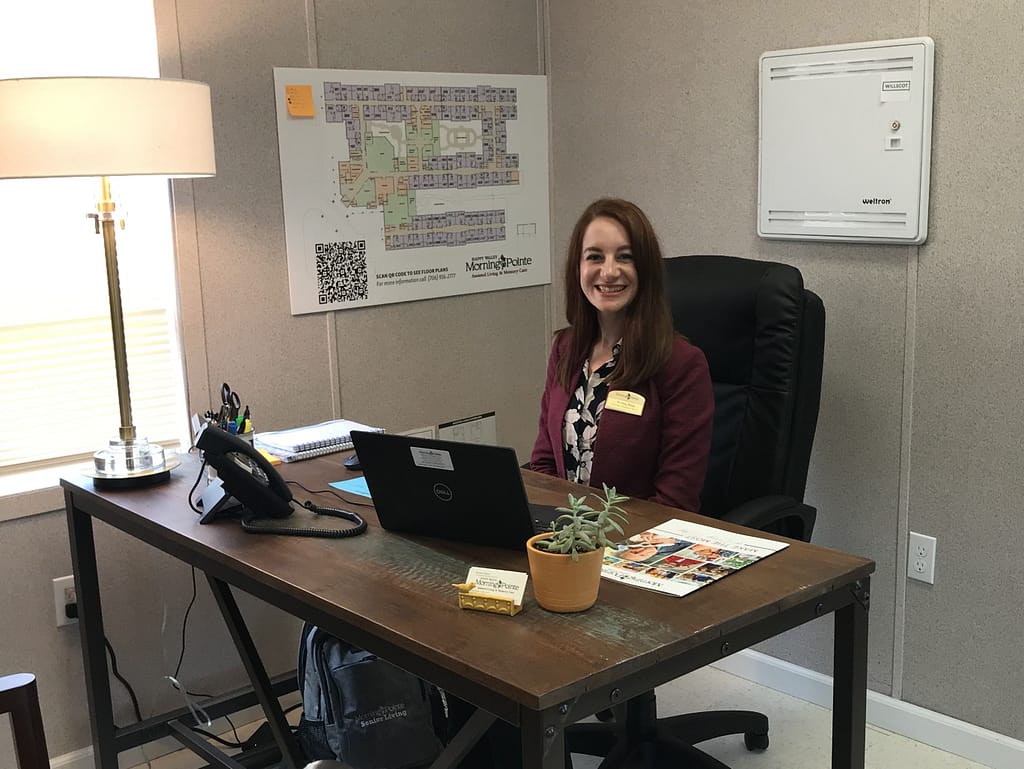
65;492;118;769
428;707;496;769
520;706;566;769
832;577;870;769
205;575;305;769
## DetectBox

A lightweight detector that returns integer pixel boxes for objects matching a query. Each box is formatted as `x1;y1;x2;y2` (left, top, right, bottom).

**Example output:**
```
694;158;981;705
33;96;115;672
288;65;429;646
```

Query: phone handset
197;425;293;518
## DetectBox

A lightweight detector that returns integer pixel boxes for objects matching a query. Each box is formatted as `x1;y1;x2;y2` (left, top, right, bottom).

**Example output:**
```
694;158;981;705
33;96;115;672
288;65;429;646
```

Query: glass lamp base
85;437;181;488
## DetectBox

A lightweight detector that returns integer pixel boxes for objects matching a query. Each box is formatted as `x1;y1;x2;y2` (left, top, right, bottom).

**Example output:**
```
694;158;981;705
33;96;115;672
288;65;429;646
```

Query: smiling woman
0;3;190;489
529;198;715;514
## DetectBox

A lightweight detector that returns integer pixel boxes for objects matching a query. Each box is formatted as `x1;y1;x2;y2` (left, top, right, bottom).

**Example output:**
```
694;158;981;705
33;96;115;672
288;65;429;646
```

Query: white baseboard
49;746;93;769
713;650;1024;769
49;697;299;769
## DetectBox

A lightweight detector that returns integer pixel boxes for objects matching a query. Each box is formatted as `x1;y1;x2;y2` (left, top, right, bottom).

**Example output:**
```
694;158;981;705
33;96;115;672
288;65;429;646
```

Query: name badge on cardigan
605;390;645;416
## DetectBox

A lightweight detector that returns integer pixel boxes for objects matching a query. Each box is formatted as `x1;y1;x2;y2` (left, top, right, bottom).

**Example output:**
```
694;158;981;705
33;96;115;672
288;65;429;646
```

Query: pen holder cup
238;430;254;446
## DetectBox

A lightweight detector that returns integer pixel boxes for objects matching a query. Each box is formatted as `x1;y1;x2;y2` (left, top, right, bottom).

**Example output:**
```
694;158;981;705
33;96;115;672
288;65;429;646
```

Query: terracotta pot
526;532;605;612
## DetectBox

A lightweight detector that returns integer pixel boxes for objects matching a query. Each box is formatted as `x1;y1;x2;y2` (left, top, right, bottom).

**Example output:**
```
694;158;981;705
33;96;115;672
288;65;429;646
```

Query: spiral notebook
255;419;383;462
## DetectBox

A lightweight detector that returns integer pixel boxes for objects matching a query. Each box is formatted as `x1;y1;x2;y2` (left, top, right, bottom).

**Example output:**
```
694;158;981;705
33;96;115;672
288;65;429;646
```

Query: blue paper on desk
330;476;372;498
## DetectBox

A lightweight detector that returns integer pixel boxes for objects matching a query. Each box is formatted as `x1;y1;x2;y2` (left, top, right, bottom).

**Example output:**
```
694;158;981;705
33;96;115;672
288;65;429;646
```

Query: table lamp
0;77;216;487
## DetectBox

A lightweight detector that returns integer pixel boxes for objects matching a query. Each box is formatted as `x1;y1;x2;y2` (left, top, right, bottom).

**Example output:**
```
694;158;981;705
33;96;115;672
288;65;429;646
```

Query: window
0;2;190;485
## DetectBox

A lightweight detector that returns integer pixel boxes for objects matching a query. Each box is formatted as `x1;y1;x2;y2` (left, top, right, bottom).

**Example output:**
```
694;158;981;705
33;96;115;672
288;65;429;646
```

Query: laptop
350;430;561;549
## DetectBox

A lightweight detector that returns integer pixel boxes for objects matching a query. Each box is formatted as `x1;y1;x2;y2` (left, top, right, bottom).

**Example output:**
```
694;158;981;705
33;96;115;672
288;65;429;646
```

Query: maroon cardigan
530;333;714;512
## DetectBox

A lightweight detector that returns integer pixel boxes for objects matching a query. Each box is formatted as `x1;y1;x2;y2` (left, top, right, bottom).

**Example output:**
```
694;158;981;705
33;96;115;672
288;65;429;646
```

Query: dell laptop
350;430;560;549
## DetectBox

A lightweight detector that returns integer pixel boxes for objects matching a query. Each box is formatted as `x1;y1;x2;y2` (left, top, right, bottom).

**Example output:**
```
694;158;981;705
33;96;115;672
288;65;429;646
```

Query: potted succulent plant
526;484;629;612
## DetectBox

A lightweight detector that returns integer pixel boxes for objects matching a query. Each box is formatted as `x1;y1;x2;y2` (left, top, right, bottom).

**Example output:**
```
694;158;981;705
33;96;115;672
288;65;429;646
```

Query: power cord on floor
105;636;143;723
104;566;246;757
103;636;153;769
172;567;199;681
168;566;246;747
106;565;298;761
185;720;245;749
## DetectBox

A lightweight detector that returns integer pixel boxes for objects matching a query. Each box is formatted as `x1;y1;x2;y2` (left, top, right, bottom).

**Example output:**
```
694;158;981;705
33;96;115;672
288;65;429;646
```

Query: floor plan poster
273;68;551;314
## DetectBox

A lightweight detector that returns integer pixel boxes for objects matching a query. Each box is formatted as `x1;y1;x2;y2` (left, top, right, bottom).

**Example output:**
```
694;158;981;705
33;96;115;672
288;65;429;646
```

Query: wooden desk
63;451;873;769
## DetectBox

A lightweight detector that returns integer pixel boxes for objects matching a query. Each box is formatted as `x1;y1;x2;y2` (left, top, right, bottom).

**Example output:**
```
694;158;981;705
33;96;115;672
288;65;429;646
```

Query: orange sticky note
285;84;315;117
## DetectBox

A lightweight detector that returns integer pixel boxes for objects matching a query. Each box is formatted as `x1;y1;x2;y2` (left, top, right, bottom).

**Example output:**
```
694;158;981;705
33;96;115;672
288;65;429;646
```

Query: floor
573;666;990;769
129;665;992;769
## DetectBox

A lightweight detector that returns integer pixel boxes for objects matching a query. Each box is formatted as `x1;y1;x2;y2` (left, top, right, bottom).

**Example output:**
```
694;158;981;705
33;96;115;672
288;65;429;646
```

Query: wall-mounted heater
758;37;934;244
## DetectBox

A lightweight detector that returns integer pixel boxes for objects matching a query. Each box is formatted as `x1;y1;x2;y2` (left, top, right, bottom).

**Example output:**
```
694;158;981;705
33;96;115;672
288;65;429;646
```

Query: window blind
0;310;185;471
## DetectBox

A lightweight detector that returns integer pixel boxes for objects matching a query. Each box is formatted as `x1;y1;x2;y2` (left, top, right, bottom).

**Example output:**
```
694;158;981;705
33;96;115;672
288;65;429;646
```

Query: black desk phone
194;426;367;538
196;425;293;519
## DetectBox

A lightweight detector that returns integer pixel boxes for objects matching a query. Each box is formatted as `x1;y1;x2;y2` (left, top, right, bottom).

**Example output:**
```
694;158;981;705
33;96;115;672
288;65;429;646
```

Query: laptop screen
350;431;557;549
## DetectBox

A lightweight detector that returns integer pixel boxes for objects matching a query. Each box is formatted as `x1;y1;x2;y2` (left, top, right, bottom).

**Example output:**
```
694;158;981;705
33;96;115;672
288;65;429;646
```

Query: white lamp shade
0;76;216;179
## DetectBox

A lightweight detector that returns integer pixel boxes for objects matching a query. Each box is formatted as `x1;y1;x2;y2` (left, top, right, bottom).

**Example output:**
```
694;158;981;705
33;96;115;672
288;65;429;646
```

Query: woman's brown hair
556;198;675;390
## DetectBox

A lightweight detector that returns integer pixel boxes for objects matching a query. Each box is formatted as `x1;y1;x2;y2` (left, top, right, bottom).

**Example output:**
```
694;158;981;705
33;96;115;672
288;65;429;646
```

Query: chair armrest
719;496;817;542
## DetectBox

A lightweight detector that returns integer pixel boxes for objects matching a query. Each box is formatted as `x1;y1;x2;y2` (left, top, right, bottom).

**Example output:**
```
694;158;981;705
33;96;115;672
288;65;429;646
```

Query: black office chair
566;254;825;768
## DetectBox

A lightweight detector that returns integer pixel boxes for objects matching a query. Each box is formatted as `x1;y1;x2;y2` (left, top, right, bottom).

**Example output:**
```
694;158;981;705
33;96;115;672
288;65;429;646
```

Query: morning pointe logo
862;197;892;205
465;254;533;272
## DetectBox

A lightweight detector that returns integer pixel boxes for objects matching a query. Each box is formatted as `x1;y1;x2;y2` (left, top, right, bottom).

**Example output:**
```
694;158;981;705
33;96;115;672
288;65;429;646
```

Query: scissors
220;382;241;422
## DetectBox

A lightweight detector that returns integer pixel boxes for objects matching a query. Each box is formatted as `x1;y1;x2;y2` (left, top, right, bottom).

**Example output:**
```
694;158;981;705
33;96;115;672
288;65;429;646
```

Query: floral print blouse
562;342;620;485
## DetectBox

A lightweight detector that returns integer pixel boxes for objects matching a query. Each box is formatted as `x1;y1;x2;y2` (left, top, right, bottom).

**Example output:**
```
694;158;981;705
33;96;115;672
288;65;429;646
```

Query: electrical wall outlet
53;575;78;626
907;532;937;584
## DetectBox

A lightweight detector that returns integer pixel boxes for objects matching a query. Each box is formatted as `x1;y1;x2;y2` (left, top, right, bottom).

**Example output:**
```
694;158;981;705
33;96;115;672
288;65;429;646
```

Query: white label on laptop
409;446;455;471
465;567;528;606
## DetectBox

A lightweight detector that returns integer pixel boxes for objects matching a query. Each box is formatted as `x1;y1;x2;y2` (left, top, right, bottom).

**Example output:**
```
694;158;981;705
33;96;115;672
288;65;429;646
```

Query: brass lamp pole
92;177;135;443
88;174;179;484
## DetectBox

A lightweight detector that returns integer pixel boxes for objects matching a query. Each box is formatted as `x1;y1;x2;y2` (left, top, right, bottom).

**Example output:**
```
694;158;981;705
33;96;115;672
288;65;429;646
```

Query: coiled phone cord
239;500;367;538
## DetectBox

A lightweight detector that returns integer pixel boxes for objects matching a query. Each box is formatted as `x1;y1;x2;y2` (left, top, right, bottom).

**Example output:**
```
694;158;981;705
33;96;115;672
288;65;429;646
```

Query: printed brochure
601;518;789;597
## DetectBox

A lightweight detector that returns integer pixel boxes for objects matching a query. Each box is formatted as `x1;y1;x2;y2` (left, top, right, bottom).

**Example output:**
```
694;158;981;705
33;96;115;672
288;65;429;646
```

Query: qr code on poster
315;241;368;304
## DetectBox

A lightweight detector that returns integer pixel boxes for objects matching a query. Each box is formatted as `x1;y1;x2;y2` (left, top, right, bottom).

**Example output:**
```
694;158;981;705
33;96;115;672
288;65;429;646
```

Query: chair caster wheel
744;732;769;751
